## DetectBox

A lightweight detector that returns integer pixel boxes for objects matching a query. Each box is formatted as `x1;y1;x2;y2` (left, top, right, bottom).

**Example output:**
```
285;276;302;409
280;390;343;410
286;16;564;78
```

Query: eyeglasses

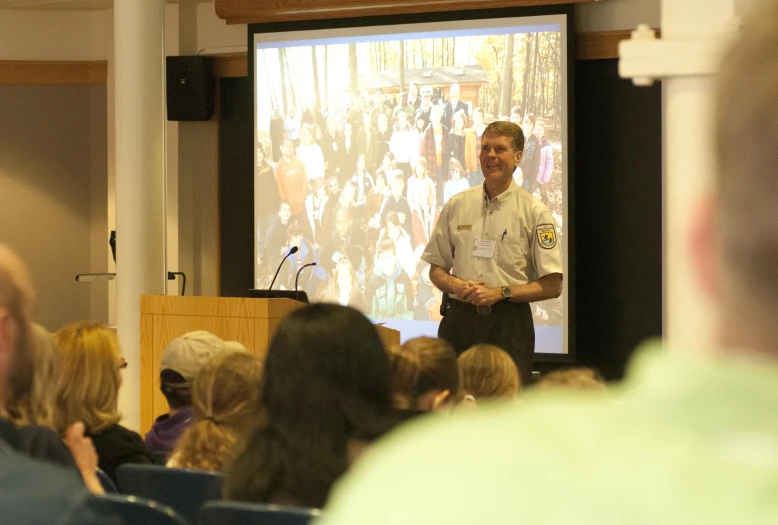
118;357;128;370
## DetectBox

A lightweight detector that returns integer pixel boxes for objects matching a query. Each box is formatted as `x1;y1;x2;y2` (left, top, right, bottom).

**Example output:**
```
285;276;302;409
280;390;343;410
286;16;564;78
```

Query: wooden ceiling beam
215;0;595;25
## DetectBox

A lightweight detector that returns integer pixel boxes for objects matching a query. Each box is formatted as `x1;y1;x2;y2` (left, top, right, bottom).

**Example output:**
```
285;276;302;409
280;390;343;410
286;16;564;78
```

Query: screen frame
247;3;576;363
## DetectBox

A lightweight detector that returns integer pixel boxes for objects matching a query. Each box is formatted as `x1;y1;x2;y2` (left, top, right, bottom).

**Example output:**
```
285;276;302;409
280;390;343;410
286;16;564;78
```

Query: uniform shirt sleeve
531;207;563;278
420;200;453;270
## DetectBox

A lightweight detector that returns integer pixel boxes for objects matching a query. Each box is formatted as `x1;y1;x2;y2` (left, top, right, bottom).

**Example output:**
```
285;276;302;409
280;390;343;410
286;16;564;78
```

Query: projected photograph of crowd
254;27;565;337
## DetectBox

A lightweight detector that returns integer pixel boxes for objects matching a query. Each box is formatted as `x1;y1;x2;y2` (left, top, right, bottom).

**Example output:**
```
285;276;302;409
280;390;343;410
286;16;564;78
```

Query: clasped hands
456;280;502;307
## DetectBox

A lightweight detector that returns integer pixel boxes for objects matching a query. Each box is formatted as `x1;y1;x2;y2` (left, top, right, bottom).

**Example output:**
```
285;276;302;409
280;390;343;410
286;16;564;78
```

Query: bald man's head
0;243;35;405
0;244;34;319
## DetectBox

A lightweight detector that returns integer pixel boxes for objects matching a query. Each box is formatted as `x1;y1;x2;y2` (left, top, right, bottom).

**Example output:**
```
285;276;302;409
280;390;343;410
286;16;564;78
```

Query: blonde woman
168;351;262;471
457;344;520;406
2;324;105;494
54;322;153;483
386;337;459;420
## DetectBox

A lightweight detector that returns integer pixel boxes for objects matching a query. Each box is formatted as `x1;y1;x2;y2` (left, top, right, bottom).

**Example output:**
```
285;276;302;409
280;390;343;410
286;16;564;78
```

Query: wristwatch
501;286;512;300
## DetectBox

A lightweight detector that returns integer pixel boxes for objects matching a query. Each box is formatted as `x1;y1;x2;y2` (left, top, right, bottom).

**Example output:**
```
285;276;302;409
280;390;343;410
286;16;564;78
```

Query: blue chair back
198;501;321;525
96;468;119;493
116;464;222;523
86;494;188;525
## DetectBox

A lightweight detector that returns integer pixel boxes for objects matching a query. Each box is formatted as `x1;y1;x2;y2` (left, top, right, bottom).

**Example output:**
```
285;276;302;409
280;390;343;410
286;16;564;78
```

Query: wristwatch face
502;286;512;299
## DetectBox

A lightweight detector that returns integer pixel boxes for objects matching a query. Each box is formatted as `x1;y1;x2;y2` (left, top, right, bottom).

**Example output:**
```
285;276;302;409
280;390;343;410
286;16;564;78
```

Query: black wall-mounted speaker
166;56;214;121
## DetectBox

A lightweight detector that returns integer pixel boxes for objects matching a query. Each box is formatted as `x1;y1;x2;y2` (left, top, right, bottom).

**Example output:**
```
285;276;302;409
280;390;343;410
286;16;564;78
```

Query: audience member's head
1;323;59;429
387;337;459;412
158;331;237;413
170;351;262;472
53;322;124;433
713;1;778;355
0;243;34;411
532;367;606;392
457;344;520;405
224;303;392;508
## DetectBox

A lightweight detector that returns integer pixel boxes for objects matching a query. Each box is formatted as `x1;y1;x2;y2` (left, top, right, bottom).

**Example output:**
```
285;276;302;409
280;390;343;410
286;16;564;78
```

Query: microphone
268;246;298;293
294;262;317;300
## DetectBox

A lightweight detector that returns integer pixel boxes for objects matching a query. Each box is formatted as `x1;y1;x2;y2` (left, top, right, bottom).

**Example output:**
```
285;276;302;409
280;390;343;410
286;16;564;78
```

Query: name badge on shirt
473;238;496;259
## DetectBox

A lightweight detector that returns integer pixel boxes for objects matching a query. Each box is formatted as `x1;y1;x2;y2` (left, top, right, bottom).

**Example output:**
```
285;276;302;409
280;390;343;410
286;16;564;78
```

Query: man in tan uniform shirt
421;121;563;384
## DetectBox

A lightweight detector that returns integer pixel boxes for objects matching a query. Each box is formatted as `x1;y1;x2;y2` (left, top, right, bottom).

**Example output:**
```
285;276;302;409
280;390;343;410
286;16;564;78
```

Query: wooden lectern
139;295;400;435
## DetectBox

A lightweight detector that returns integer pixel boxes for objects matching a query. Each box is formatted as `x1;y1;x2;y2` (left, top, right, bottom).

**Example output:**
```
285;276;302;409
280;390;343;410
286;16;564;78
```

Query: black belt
448;298;526;315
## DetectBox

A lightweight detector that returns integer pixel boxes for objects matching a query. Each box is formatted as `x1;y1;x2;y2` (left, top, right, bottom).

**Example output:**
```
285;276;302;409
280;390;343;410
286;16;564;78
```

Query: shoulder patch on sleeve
536;224;557;249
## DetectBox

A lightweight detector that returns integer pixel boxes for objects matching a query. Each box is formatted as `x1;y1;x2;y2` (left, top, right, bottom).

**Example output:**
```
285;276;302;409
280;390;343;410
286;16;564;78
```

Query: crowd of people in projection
256;81;563;324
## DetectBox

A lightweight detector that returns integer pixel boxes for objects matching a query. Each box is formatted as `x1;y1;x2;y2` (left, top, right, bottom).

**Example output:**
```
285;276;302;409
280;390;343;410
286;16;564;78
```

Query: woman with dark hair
224;304;393;508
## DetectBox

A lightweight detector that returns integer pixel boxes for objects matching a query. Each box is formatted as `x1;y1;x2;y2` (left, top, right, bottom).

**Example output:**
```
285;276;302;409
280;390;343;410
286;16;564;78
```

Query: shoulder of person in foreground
0;448;114;524
317;344;778;525
15;424;78;469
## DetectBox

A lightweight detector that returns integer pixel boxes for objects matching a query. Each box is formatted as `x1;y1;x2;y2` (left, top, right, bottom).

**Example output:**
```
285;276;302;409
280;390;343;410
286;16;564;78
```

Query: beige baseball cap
160;331;246;382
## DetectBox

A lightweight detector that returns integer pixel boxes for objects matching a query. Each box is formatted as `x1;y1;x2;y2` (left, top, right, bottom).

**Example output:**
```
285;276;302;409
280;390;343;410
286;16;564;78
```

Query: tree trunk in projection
499;33;514;116
262;50;277;108
528;33;540;115
324;45;329;110
522;33;532;112
399;40;405;98
278;48;288;115
349;43;358;94
311;47;320;110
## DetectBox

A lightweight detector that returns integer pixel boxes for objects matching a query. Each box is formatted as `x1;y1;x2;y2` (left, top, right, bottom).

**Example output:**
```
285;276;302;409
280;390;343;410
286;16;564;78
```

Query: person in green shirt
316;3;778;524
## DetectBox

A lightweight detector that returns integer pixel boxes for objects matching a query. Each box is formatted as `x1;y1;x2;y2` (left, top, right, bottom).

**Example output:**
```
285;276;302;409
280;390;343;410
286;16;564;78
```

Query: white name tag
473;238;496;259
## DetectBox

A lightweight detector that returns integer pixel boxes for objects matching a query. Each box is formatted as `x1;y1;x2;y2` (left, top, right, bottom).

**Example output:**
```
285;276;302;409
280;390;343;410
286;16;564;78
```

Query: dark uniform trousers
439;299;534;386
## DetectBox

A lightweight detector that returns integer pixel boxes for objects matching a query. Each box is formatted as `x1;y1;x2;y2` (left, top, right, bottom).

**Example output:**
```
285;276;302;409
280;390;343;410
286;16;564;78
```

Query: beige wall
0;84;107;331
197;1;245;51
0;9;108;60
576;0;660;32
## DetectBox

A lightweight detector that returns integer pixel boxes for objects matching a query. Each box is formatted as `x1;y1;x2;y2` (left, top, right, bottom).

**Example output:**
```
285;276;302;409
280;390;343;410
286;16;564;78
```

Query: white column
114;0;166;430
619;0;737;354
